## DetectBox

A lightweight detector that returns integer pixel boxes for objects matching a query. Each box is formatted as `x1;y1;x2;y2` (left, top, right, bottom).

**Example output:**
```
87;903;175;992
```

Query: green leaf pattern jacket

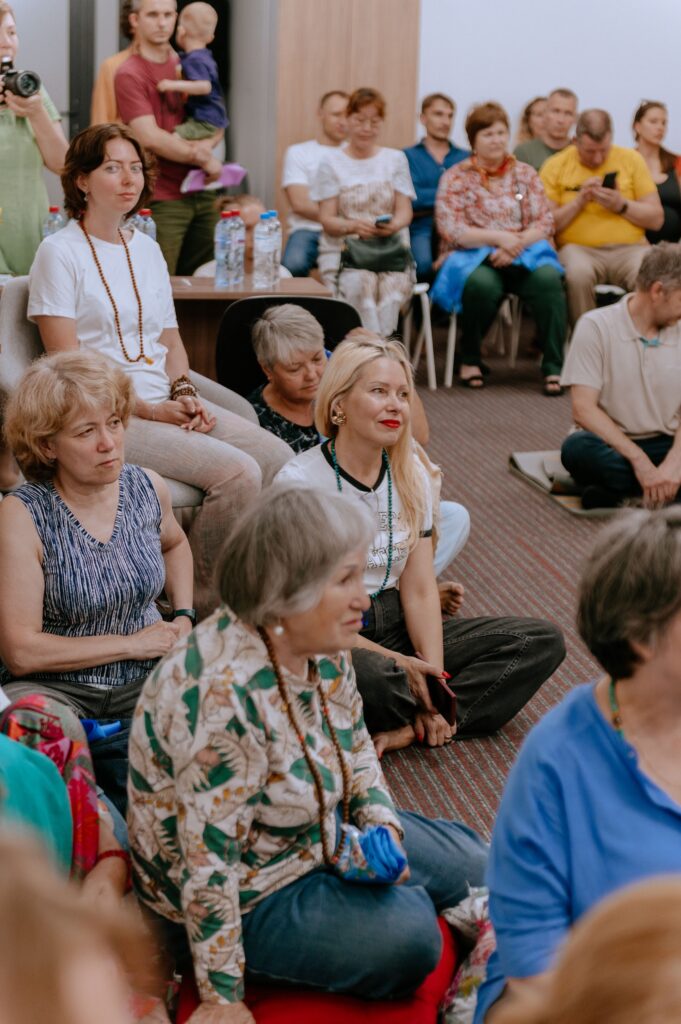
127;605;402;1005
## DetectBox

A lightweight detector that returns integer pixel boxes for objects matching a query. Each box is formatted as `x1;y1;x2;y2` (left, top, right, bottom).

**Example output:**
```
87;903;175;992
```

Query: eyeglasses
349;115;382;129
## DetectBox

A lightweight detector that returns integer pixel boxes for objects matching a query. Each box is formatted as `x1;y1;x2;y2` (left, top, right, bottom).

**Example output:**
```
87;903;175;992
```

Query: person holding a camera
0;2;68;276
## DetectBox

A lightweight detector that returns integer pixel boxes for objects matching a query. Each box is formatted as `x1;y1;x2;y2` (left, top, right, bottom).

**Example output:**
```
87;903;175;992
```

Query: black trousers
353;589;565;736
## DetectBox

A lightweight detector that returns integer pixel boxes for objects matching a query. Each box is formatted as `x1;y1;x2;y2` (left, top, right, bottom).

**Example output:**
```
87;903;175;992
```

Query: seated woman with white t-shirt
311;87;416;336
276;335;566;754
27;123;291;619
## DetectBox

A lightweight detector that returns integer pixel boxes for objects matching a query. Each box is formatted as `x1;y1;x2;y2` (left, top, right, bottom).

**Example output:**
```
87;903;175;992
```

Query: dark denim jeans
561;430;678;500
352;589;565;736
282;228;320;276
146;808;487;1000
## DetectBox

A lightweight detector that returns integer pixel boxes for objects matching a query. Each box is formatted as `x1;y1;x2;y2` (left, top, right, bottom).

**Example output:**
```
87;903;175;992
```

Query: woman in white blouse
312;88;416;335
27;124;291;619
277;335;566;755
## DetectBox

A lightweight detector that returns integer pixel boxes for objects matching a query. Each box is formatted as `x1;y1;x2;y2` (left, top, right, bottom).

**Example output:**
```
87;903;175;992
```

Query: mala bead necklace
79;219;152;365
258;626;351;867
330;437;393;599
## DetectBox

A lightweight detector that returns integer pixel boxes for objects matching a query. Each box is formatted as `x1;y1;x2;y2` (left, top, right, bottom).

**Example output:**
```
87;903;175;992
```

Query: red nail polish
442;671;452;679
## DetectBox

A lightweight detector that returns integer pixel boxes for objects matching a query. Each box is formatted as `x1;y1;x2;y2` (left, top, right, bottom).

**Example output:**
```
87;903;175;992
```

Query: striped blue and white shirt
0;464;165;688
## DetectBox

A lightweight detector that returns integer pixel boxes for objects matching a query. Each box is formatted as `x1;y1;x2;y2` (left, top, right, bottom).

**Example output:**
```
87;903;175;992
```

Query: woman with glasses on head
434;101;567;395
632;100;681;244
311;87;416;336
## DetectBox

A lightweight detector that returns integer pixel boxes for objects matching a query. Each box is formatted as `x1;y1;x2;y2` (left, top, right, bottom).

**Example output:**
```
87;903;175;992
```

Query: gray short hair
577;507;681;678
251;305;325;370
218;483;374;625
575;109;612;141
636;242;681;292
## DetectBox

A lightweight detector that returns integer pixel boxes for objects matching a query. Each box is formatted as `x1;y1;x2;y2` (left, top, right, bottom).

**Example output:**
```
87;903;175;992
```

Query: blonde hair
252;304;324;369
3;351;132;482
495;878;681;1024
179;1;217;40
0;829;158;1024
315;334;426;549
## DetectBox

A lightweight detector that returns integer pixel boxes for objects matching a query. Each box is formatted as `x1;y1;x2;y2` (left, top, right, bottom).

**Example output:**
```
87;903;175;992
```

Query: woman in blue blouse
475;506;681;1022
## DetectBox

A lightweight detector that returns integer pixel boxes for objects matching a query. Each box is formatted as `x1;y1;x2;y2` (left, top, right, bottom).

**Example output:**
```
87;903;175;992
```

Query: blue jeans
282;229;320;276
561;430;677;499
150;809;487;1000
409;219;436;281
434;500;470;576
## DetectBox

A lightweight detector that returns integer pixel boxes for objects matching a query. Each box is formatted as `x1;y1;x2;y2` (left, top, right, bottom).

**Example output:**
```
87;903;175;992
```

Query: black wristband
172;608;197;624
619;200;629;216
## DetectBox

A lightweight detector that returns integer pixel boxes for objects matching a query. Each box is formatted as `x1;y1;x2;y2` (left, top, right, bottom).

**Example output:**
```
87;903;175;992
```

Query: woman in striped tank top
0;351;194;806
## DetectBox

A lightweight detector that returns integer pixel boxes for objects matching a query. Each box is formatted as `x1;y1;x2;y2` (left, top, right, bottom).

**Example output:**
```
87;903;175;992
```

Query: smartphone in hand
602;171;618;189
375;214;392;226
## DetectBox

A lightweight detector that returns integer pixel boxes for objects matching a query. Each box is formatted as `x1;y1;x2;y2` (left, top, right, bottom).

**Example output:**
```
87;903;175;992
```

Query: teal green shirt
0;733;72;871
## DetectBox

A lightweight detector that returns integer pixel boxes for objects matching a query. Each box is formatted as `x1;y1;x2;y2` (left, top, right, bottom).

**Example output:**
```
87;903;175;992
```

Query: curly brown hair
61;123;157;219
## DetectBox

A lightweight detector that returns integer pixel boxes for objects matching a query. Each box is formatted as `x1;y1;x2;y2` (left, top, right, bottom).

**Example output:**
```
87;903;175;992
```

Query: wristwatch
619;200;629;216
172;608;197;625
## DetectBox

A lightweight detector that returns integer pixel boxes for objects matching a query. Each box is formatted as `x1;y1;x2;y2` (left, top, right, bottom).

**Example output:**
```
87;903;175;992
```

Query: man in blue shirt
404;93;469;280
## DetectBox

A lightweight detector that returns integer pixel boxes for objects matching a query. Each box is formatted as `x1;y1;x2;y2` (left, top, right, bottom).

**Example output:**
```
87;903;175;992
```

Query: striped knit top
0;464;165;689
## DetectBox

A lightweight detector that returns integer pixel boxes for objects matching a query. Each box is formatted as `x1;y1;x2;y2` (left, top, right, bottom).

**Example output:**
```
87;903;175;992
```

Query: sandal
543;377;563;397
459;374;484;389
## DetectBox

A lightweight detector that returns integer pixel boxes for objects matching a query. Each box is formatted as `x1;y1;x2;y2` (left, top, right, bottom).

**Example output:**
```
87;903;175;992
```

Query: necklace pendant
144;356;153;365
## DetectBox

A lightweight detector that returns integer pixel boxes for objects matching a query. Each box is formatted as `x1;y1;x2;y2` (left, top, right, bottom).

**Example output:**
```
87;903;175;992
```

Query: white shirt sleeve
150;241;178;330
282;144;311;188
416;459;434;534
391;150;417;200
310;156;340;202
274;455;310;484
28;237;78;321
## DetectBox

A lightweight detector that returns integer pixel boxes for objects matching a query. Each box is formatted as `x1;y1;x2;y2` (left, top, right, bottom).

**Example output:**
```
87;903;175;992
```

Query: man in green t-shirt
515;88;578;170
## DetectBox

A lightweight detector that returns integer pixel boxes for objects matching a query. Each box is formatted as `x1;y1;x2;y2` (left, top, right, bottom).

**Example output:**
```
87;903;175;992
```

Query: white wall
418;0;681;153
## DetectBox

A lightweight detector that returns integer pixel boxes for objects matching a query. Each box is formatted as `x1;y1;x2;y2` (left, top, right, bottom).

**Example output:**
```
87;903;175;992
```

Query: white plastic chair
402;282;436;390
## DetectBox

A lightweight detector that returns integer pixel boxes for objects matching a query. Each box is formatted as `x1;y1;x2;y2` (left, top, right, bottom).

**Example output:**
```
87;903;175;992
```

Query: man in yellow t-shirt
541;109;663;323
90;1;136;125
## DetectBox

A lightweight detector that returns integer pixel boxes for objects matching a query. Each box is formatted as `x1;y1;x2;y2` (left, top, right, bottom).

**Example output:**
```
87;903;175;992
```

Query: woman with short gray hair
248;304;326;453
475;506;681;1024
128;484;487;1021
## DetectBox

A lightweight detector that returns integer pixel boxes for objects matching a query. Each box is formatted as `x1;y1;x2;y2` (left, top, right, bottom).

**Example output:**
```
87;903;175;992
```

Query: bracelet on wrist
172;608;197;624
619;200;629;216
95;849;132;891
170;374;199;401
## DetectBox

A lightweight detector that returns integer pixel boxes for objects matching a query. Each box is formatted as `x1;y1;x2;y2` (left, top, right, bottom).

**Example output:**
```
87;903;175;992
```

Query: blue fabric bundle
334;823;408;884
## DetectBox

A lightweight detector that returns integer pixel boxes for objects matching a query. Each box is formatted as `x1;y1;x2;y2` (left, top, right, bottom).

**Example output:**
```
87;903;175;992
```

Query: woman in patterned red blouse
434;102;568;395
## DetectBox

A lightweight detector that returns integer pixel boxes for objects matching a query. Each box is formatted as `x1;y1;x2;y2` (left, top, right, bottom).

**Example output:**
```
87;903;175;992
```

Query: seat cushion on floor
176;917;458;1024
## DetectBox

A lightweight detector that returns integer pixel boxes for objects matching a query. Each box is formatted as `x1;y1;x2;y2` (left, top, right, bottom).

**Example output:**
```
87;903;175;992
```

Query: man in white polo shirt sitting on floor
560;243;681;509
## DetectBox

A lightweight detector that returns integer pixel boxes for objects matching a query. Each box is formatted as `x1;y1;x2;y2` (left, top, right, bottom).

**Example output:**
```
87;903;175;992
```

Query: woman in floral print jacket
128;484;486;1024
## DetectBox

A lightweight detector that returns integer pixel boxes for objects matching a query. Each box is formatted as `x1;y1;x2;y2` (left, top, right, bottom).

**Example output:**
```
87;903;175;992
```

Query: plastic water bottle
136;208;157;240
42;205;65;238
253;212;276;289
267;209;282;286
214;210;233;289
230;212;245;286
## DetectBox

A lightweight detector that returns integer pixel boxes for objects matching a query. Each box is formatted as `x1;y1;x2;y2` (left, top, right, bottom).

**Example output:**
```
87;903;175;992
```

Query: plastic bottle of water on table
230;212;245;286
42;205;65;238
266;210;282;286
136;208;157;240
214;210;234;289
253;211;275;289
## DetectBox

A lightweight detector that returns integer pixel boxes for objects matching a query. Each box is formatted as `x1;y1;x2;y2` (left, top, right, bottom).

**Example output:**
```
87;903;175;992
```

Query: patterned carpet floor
382;340;602;840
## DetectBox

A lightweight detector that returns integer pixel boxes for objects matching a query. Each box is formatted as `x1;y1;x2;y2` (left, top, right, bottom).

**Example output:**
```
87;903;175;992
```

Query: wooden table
171;274;332;380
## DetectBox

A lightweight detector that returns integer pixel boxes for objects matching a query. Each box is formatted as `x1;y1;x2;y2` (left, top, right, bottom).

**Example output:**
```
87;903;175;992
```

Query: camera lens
15;71;41;98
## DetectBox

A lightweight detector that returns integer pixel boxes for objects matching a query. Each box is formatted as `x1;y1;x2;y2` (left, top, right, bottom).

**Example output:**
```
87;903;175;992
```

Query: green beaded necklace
608;677;624;737
329;438;394;599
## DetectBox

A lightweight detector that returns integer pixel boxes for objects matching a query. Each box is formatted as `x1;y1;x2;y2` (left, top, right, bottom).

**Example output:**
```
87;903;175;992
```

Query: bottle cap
220;210;237;218
259;212;269;220
139;208;152;216
48;206;60;213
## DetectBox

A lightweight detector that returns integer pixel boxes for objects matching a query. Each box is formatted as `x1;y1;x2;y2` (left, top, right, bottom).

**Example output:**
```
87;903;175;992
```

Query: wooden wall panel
274;0;420;224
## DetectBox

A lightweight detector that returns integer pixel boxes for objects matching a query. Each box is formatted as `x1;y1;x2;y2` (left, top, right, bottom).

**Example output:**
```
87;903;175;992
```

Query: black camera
0;56;41;99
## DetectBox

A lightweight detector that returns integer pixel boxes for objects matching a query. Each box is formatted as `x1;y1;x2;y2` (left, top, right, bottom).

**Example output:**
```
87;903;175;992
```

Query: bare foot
373;724;416;758
439;581;465;616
